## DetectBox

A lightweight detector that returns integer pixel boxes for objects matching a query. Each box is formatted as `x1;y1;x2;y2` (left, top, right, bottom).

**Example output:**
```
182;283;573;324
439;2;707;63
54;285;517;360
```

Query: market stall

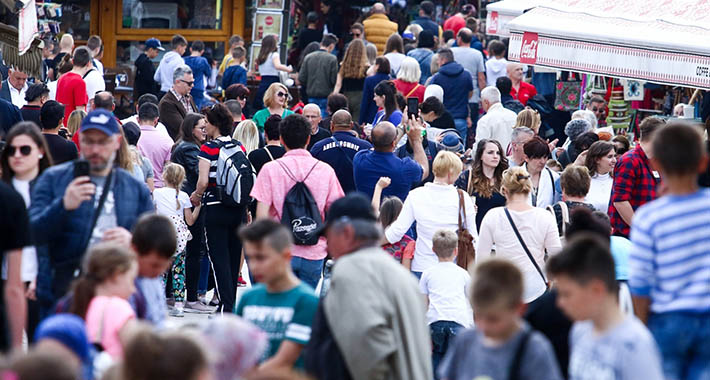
484;0;537;37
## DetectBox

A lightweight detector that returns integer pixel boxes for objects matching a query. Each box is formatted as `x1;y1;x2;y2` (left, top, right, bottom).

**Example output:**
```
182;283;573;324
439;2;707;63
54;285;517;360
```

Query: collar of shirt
283;149;313;158
170;88;184;101
9;82;28;94
139;124;157;131
488;102;504;112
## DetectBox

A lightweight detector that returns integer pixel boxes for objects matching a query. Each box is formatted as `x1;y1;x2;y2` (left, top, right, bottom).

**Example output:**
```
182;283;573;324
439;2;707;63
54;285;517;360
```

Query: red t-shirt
393;79;426;103
510;81;537;106
56;72;88;126
443;15;466;35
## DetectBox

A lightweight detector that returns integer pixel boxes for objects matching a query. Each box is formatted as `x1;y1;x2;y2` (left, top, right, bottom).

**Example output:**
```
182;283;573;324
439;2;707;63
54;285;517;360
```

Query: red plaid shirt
608;145;660;236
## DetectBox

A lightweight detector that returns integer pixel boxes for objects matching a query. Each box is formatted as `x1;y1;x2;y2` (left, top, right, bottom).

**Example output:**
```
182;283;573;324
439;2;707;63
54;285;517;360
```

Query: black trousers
204;203;244;313
185;210;205;302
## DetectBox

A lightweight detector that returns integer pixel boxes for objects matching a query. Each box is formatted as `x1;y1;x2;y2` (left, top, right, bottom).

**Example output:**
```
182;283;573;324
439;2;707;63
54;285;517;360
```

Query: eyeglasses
180;79;195;87
7;145;32;156
350;32;362;38
304;114;320;119
276;92;287;98
238;95;248;100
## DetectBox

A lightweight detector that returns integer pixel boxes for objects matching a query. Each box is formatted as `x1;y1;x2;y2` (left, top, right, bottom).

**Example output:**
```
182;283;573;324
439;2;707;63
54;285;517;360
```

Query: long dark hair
1;122;53;183
257;35;277;65
585;140;615;176
178;113;205;145
374;80;398;123
468;139;509;198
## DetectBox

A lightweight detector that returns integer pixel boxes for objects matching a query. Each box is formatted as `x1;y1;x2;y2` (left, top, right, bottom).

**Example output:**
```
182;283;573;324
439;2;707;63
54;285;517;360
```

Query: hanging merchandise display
554;72;582;112
607;82;631;133
622;79;645;101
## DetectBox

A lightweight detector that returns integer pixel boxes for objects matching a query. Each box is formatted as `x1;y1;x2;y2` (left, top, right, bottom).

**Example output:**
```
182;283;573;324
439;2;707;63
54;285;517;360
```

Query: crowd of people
0;1;709;380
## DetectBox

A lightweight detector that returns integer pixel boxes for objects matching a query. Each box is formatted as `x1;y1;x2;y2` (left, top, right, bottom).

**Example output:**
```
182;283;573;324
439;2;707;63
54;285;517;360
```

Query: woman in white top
477;166;562;303
383;34;406;76
523;136;560;208
584;141;617;212
385;151;477;277
253;34;292;111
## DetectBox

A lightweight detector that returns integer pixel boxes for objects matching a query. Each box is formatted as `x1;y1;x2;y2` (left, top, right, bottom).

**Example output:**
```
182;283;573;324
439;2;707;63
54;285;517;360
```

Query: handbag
554;72;582;112
503;208;548;288
455;189;476;271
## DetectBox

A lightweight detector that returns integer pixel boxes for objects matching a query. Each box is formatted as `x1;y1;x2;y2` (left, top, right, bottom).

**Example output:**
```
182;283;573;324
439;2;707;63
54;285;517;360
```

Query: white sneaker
184;301;215;314
170;302;185;317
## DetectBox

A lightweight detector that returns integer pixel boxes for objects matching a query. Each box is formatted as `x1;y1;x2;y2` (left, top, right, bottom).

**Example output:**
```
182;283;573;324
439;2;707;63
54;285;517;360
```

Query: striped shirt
629;188;710;314
198;136;245;204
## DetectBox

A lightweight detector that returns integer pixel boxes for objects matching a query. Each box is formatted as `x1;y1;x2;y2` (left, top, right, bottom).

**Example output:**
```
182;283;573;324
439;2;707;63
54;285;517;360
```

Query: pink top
250;149;344;260
85;296;136;359
137;124;173;188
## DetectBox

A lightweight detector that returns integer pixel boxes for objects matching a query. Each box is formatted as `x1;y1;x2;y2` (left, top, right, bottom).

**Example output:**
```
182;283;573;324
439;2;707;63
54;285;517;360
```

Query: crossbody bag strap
507;329;532;380
88;169;114;237
504;208;548;285
405;84;421;98
264;146;275;162
457;189;466;230
559;201;569;237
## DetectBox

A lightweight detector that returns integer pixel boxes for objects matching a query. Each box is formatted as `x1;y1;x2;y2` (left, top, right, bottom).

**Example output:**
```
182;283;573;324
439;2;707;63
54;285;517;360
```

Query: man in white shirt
0;68;29;108
475;86;517;153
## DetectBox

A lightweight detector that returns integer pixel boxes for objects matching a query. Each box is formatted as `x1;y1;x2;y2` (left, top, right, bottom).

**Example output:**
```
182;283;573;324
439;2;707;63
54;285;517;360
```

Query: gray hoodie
485;57;509;87
153;51;185;93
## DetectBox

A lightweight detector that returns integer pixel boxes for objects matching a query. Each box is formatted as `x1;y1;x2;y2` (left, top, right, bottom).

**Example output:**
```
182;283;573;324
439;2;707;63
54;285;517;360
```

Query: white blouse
586;173;614;212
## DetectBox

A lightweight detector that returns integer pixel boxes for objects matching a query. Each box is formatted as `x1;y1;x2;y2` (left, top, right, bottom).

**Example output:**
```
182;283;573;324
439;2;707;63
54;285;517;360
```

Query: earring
38;154;44;159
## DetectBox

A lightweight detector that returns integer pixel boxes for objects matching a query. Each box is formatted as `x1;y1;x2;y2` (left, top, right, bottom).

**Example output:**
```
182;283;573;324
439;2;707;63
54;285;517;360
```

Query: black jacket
0;98;22;137
171;140;201;195
134;53;159;99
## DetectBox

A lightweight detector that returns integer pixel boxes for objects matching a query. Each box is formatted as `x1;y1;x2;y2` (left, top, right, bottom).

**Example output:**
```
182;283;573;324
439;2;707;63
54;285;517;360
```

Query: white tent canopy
505;0;710;89
485;0;539;37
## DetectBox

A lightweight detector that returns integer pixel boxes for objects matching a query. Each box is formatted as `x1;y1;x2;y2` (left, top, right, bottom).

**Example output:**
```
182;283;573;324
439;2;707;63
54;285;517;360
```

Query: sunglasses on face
238;95;248;100
350;32;361;38
7;145;32;156
180;79;195;86
276;92;287;97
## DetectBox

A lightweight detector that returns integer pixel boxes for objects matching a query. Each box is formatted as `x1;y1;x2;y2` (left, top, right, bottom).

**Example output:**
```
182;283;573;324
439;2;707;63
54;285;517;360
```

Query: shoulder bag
456;189;476;270
503;208;548;288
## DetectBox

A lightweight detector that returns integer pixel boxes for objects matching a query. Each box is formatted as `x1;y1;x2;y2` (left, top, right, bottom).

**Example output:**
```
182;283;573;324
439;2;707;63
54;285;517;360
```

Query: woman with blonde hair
252;82;294;132
476;166;562;303
232;119;260;154
332;39;369;122
514;108;542;134
393;56;426;103
66;109;86;137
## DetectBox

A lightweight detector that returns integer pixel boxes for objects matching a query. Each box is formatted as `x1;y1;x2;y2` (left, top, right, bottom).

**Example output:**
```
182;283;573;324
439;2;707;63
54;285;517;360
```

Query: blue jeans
453;118;468;147
291;256;324;290
431;321;464;378
308;97;329;118
411;271;423;280
648;312;710;380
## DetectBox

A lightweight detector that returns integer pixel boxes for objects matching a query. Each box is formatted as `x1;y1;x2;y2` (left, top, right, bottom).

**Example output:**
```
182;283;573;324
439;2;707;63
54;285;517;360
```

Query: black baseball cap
316;193;377;236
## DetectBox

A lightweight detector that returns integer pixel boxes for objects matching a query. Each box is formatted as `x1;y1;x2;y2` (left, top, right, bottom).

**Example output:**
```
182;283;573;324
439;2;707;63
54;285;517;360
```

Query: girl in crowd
393;57;426;103
584;141;617;212
253;82;294;132
383;34;406;76
373;80;403;126
233;119;260;155
360;56;391;125
372;177;414;269
476;166;562;304
332;39;369;122
456;139;508;231
154;163;201;317
253;35;292;111
66;109;86;138
0;122;53;342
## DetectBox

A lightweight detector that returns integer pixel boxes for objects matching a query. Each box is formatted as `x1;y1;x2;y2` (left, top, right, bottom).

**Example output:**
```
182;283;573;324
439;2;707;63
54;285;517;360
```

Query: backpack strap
546;167;557;201
559;201;569;237
277;159;319;183
507;329;532;380
83;68;95;79
264;146;276;162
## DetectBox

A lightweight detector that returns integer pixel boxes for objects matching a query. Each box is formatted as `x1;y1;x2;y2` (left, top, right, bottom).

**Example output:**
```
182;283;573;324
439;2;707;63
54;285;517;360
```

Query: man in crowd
0;67;28;108
87;35;105;74
507;62;537;106
40;100;78;164
362;3;398;55
609;116;664;237
83;38;106;101
184;40;214;109
299;34;339;117
57;46;92;126
413;1;440;40
53;34;74;69
158;64;197;140
303;103;332;150
476;86;517;152
451;28;486;139
20;83;50;126
137;103;172;188
154;34;188;98
305;193;431;380
134;38;164;100
297;11;323;51
496;76;524;114
311;109;372;193
0;72;22;137
29;109;153;305
430;48;473;144
443;3;476;36
353;119;429;200
320;1;343;43
121;93;171;139
407;30;436;84
587;95;607;128
346;23;376;53
251;114;344;289
508;126;535;167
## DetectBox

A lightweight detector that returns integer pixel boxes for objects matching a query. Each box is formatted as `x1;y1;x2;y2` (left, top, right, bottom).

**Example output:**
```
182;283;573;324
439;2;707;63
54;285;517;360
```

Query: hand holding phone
407;97;419;119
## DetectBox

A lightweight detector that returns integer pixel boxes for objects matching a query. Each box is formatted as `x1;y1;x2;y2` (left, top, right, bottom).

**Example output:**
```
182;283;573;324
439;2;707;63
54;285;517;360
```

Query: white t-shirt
419;261;473;327
586;173;613;212
153;187;191;218
84;68;106;99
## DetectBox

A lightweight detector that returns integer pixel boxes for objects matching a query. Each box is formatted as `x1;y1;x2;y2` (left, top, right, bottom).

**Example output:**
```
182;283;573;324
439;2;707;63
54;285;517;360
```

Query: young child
628;122;710;379
235;219;319;371
373;177;415;269
153;163;201;317
438;259;562;380
547;233;664;380
222;45;247;89
419;229;472;377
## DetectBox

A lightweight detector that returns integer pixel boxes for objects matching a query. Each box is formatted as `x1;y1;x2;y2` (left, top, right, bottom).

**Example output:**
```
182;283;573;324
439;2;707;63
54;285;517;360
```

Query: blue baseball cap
80;109;121;136
34;314;90;362
145;38;165;51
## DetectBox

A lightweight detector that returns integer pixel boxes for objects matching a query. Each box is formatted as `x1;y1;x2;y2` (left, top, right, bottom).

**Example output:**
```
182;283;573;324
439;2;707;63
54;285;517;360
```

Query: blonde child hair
162;163;186;210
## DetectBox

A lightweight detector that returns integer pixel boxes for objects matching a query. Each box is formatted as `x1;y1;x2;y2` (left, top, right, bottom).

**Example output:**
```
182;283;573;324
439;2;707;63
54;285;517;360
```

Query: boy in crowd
629;122;710;379
222;46;247;89
419;230;473;377
438;259;562;380
235;219;319;371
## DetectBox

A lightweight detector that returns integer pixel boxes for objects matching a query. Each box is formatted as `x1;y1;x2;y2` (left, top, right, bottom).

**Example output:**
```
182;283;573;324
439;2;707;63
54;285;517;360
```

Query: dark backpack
278;160;323;245
215;139;256;207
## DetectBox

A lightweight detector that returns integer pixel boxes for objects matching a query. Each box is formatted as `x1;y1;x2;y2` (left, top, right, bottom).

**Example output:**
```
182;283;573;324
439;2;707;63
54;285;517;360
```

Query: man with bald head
304;103;332;150
363;2;399;54
311;110;373;193
507;62;537;106
353;119;429;200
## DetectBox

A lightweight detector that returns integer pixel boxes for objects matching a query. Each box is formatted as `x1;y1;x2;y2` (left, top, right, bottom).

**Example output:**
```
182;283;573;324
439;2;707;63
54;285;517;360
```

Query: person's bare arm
258;341;303;371
256;201;270;219
613;201;635;227
145;177;155;193
5;249;26;349
332;72;343;95
371;177;391;214
477;72;486;93
190;158;211;206
184;204;202;226
272;54;292;73
632;296;651;324
407;118;430;180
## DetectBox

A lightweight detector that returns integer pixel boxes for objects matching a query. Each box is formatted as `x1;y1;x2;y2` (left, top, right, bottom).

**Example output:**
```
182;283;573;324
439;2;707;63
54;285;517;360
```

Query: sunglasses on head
7;145;32;156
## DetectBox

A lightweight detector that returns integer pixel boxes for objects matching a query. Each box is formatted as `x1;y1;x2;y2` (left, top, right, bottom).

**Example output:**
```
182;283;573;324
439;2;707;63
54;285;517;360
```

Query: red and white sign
519;32;539;65
487;11;499;34
265;16;274;26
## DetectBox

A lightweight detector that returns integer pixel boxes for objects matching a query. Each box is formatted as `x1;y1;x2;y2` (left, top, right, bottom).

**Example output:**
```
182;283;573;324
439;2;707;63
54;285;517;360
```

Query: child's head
652;122;707;179
238;220;293;284
231;45;246;62
471;259;524;340
431;229;458;260
546;233;617;322
131;214;176;277
378;196;403;229
122;328;210;380
162;162;186;190
70;243;137;318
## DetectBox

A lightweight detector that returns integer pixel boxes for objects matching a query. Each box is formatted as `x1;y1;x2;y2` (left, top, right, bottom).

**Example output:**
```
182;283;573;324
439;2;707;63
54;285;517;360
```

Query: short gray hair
511;126;535;143
173;64;193;83
481;86;501;104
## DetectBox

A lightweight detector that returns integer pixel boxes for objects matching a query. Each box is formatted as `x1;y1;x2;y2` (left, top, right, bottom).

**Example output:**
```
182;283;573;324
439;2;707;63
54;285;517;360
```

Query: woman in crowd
360;56;391;125
558;119;593;166
252;82;294;132
524;136;560;208
253;35;292;111
476;166;562;304
584;140;616;212
515;108;542;135
224;84;250;118
383;34;406;76
332;39;369;122
171;113;212;314
372;80;403;126
384;150;477;278
0;122;52;342
191;104;246;314
393;57;426;103
547;165;595;237
115;127;147;186
612;134;630;157
66;109;86;138
233;119;260;154
456;139;508;231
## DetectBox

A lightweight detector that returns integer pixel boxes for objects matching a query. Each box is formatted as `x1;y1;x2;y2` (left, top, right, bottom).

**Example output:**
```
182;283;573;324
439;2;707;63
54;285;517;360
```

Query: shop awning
506;0;710;89
485;0;538;37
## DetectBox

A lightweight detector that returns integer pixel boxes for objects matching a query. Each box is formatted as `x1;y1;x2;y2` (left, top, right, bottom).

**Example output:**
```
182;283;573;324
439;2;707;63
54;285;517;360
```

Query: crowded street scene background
0;0;709;379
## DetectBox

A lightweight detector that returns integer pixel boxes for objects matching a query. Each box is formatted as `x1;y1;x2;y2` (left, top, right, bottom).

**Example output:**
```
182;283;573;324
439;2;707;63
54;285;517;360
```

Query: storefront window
34;0;91;41
121;0;223;30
